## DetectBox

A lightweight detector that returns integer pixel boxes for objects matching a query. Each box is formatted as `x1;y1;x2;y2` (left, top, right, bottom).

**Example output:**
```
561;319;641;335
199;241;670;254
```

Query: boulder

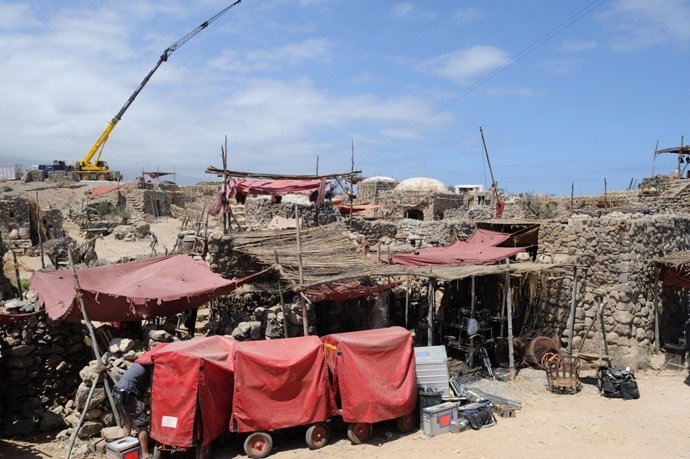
78;421;104;439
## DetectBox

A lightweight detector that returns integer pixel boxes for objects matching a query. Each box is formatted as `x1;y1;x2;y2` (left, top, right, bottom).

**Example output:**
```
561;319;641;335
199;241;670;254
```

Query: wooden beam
206;166;362;180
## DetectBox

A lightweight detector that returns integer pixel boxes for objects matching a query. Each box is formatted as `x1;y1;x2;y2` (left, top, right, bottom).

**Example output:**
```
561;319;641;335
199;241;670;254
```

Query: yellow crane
75;0;242;181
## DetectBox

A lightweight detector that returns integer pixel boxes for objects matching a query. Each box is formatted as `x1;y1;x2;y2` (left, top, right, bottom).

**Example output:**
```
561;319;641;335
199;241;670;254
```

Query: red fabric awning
659;266;690;288
89;185;124;197
0;311;40;326
235;179;327;197
304;281;401;302
30;255;264;322
375;229;524;267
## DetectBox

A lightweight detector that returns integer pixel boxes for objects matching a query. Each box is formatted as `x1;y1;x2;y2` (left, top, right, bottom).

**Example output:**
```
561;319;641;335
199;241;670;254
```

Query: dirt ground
1;368;689;459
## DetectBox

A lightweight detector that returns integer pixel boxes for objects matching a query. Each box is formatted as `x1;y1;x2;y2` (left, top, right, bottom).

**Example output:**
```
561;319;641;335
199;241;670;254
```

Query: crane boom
78;0;242;177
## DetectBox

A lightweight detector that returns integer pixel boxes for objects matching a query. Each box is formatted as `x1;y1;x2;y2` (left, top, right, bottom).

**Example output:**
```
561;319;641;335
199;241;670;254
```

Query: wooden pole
12;250;23;298
274;250;289;338
654;266;661;353
651;140;659;177
222;136;228;234
67;251;121;427
506;259;515;382
570;182;574;210
36;192;45;269
64;377;98;459
404;277;410;329
295;206;308;335
566;266;578;354
604;178;608;208
316;155;319;175
479;127;500;207
349;139;354;228
427;274;435;346
470;275;476;319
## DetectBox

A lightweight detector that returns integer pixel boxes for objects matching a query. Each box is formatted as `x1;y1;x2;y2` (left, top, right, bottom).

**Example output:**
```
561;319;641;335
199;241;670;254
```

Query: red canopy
30;255;263;322
304;281;401;302
378;228;524;267
659;266;690;288
322;326;417;423
230;336;332;432
137;336;236;448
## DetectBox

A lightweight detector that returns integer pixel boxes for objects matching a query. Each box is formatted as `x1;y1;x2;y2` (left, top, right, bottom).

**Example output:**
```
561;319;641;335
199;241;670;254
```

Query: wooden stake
349;139;354;228
427;275;435;346
570;182;574;210
12;250;23;298
506;260;515;382
404;277;410;329
295;206;308;335
470;275;476;319
36;192;45;269
566;266;578;354
67;251;121;427
274;250;289;338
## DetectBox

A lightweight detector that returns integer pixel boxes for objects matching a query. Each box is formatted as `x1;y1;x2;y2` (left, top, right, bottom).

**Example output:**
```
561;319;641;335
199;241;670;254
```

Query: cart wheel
195;443;211;459
152;444;164;459
305;423;329;449
347;423;372;444
244;432;273;458
396;413;416;433
97;173;106;181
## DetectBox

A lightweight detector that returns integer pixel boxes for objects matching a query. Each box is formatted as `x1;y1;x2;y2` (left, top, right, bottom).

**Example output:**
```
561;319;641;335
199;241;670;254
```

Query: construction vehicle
74;0;243;181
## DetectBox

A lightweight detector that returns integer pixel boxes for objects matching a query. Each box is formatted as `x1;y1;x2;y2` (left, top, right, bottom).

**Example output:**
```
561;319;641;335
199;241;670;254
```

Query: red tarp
322;326;417;423
30;255;263;322
304;281;401;302
377;228;524;267
659;266;690;288
137;336;236;448
0;311;40;327
89;185;125;197
230;336;332;432
235;179;324;197
465;228;511;246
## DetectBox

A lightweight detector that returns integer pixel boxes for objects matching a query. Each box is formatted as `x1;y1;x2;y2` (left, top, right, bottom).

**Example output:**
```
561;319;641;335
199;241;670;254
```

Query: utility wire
400;0;608;137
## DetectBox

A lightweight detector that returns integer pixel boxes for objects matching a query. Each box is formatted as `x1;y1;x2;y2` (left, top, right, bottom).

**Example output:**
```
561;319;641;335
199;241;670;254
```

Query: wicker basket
545;354;581;394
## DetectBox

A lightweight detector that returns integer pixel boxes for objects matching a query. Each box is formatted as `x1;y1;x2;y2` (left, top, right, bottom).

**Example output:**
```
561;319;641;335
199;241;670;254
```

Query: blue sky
1;0;690;195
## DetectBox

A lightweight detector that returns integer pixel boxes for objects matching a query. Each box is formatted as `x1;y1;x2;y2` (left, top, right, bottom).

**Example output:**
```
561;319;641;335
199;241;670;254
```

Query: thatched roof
652;251;690;268
229;221;566;289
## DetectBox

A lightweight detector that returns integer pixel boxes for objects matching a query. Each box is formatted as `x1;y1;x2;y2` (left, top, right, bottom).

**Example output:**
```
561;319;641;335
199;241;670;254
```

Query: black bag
458;400;496;430
596;367;640;400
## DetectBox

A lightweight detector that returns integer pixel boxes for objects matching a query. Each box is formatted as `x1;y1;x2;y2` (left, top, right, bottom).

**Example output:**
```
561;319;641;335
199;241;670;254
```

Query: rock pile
229;302;312;340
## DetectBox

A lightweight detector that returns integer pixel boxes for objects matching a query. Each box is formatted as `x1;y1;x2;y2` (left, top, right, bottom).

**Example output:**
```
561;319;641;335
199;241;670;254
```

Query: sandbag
597;367;640;400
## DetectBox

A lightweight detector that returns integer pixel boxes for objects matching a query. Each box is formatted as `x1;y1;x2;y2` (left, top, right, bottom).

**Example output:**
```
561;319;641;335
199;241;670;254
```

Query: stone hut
357;176;399;203
371;177;463;222
536;212;690;367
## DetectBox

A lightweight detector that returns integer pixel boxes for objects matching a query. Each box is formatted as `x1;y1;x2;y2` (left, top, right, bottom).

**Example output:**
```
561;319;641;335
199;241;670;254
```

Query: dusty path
2;369;688;459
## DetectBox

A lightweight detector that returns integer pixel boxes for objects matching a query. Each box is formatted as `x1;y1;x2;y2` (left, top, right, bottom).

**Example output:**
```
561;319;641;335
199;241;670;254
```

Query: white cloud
391;2;437;20
209;39;332;73
559;39;598;52
452;7;484;25
422;46;511;84
602;0;690;51
0;3;40;30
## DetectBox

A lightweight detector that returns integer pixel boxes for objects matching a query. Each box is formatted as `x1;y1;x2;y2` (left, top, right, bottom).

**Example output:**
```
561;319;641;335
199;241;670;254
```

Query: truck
73;0;242;181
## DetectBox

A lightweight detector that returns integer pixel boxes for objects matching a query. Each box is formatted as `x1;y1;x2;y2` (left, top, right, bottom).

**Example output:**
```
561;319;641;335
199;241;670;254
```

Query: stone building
356;176;398;203
535;212;690;367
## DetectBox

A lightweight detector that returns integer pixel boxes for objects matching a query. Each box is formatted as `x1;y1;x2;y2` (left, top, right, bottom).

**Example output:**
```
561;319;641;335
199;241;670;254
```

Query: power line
400;0;608;136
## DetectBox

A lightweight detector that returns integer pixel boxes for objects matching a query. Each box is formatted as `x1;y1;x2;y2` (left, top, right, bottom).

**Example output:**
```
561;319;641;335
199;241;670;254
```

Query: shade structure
30;255;264;322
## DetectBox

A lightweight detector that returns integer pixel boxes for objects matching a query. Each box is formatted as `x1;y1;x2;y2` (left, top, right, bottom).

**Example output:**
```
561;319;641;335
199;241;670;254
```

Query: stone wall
243;196;339;229
374;190;464;222
0;311;87;436
536;213;690;367
0;196;31;237
357;180;398;203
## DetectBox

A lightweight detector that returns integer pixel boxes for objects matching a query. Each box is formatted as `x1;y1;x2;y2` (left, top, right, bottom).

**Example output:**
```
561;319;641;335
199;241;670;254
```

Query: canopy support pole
67;250;121;428
427;275;435;346
506;260;515;382
274;250;289;338
470;275;476;319
566;266;578;355
654;265;661;353
295;206;308;335
404;276;410;329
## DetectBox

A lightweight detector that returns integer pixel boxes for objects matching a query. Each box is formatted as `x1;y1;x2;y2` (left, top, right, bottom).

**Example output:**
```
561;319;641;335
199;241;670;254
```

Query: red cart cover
137;336;236;448
322;326;417;423
230;336;331;433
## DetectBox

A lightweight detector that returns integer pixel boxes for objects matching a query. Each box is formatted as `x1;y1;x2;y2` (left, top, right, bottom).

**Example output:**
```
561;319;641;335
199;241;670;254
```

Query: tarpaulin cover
0;311;40;327
30;255;264;322
376;228;522;267
322;326;417;423
89;185;125;197
465;228;511;246
304;281;401;302
230;336;331;432
235;179;327;198
659;266;690;289
137;336;236;448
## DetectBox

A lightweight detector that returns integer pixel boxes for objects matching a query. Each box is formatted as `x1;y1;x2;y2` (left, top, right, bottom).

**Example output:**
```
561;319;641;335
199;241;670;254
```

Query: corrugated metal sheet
0;164;21;180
